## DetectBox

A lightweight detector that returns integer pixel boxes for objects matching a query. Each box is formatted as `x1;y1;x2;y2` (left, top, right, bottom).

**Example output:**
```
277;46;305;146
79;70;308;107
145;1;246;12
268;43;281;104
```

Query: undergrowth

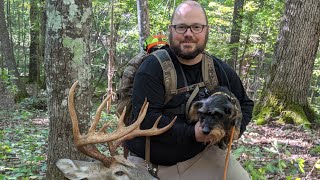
0;109;48;180
0;100;319;179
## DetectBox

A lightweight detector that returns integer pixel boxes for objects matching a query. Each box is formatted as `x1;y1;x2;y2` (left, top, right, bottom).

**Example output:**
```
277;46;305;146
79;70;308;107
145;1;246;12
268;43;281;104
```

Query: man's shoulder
137;51;164;74
141;48;174;67
205;53;231;70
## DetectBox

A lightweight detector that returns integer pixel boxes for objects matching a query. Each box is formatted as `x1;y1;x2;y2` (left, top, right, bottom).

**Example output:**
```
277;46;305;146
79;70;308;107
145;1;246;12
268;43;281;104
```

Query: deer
56;81;177;180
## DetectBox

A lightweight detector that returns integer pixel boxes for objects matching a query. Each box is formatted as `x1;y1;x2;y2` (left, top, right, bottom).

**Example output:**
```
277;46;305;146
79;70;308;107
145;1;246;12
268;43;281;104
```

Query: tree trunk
228;0;244;71
137;0;150;52
254;0;320;125
29;0;41;84
40;0;46;89
45;0;93;179
29;0;46;89
107;0;115;113
0;0;28;101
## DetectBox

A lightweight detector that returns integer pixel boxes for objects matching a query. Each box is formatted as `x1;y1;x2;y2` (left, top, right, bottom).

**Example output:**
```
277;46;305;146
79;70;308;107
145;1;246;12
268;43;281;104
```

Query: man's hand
194;121;211;143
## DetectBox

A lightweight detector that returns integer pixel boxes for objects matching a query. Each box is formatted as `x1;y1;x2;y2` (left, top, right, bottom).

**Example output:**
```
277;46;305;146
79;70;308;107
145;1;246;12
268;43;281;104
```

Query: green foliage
310;57;320;117
310;145;320;156
1;0;319;178
19;96;47;111
234;140;311;179
0;69;18;95
0;109;47;179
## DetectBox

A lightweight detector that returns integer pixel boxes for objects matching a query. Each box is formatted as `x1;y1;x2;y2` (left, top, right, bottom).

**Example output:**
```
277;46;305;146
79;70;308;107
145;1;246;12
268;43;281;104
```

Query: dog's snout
202;126;211;135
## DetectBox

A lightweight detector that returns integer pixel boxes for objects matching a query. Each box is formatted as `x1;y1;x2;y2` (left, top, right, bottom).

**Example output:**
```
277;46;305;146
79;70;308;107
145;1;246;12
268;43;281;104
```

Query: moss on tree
253;94;313;128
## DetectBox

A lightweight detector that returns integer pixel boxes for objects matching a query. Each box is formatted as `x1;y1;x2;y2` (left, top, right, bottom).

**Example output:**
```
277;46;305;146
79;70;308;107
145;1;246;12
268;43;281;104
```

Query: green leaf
315;160;320;169
296;158;305;173
263;146;278;154
286;176;292;180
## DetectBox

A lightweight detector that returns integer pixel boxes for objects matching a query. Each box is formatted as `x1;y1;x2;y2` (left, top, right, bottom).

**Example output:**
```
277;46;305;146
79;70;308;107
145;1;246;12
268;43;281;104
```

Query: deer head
56;81;176;180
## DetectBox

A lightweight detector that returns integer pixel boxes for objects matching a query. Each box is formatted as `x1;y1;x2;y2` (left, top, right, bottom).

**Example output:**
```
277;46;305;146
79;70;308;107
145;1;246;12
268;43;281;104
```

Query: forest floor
0;109;319;179
234;122;320;180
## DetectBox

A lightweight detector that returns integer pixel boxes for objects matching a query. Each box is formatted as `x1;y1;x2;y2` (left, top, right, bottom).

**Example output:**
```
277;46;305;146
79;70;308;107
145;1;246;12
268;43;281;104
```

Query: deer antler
68;81;176;167
109;115;177;154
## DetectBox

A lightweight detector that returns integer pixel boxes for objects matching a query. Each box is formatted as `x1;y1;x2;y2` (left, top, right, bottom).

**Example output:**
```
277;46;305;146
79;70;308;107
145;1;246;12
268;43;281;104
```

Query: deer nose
202;126;211;135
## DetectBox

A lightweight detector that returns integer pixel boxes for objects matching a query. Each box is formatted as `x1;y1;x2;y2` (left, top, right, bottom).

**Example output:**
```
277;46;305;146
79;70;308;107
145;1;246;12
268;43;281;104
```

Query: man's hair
170;1;208;25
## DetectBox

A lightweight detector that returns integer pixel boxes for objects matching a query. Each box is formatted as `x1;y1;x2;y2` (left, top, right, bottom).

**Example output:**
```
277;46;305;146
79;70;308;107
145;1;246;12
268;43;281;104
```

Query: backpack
116;49;219;125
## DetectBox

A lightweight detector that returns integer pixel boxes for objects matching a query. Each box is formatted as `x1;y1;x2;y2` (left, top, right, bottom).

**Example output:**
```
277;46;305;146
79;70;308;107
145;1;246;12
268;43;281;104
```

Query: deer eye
114;170;125;176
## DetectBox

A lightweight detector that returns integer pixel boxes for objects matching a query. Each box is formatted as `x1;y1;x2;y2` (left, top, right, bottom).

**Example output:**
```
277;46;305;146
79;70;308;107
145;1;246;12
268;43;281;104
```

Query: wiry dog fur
188;87;242;149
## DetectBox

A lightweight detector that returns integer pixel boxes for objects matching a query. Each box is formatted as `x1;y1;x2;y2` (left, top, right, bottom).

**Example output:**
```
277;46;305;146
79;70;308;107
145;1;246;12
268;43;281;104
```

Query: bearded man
125;1;254;179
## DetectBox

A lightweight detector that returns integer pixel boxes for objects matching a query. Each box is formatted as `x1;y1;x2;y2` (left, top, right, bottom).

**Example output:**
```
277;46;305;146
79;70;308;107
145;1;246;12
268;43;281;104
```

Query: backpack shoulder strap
152;49;177;104
202;52;219;92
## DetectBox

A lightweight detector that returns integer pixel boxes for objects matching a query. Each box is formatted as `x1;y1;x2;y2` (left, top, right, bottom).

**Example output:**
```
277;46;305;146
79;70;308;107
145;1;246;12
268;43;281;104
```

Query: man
125;1;254;179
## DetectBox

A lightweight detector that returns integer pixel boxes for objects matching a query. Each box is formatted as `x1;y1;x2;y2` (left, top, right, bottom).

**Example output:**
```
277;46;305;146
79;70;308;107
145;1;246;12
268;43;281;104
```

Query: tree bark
39;0;46;89
254;0;320;125
0;0;28;101
137;0;150;52
45;0;93;179
228;0;244;71
107;0;115;113
29;0;41;84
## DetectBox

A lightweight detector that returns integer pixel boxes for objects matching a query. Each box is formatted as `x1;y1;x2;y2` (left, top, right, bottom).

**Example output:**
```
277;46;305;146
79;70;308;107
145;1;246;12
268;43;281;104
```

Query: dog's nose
202;126;211;135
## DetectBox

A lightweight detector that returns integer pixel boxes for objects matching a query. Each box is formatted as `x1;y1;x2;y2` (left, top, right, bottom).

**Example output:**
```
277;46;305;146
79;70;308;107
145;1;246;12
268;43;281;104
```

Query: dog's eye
224;107;231;115
198;113;206;119
213;112;223;119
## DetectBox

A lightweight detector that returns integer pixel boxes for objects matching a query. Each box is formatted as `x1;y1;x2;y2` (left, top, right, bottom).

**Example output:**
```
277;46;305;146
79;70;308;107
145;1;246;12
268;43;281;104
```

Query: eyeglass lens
173;24;206;34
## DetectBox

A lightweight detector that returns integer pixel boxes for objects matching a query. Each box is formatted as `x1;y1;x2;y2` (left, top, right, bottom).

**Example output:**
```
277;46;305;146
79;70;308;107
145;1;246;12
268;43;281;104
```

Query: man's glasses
170;24;208;34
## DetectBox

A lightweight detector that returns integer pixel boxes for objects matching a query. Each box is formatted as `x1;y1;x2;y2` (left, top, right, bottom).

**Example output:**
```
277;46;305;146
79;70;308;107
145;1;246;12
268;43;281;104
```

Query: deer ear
56;159;89;180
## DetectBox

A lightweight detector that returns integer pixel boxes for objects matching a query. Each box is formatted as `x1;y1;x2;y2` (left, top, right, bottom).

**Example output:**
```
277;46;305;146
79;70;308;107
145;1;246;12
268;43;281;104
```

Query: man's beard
169;33;208;60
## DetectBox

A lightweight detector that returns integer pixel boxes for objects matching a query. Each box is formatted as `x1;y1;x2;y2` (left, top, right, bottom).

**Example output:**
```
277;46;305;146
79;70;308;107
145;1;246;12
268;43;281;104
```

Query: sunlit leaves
315;160;320;169
235;139;313;179
244;1;258;12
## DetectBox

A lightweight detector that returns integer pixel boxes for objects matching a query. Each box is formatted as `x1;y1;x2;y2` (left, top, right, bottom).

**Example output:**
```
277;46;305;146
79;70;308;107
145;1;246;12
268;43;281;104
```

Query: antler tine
88;94;112;134
107;100;150;154
68;82;175;166
70;84;145;146
68;81;81;142
68;82;148;153
68;81;114;167
108;100;150;155
112;115;177;150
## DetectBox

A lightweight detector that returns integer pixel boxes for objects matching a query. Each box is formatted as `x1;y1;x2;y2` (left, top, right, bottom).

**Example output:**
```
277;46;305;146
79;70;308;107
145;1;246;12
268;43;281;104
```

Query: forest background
0;0;319;179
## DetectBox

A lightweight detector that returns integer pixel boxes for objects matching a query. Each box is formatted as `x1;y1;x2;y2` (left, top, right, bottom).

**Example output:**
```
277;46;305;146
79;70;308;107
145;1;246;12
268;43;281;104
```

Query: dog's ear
192;101;204;109
187;101;204;123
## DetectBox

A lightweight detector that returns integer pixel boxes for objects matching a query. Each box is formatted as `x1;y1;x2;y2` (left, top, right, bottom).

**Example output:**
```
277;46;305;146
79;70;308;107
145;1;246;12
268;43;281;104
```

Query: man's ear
187;101;204;123
168;25;172;34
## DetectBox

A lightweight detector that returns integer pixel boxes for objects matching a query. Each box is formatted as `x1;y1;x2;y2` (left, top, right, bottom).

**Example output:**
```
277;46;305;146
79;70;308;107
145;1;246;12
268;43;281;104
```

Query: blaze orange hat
144;34;169;53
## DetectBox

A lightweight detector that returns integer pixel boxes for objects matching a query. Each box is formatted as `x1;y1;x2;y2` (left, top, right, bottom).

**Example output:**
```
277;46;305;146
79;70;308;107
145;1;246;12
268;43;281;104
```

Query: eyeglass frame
170;24;208;34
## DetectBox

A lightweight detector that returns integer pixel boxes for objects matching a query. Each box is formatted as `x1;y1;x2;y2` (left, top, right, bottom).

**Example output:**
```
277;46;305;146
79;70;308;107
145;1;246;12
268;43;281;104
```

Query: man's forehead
172;4;206;25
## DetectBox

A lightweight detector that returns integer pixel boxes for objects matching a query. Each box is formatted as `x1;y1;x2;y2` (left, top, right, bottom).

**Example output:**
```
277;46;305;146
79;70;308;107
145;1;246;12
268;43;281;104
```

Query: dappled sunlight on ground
234;122;320;179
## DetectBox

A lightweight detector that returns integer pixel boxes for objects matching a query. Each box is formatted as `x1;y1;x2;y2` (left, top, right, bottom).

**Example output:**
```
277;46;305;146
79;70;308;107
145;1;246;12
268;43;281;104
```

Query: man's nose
184;28;193;36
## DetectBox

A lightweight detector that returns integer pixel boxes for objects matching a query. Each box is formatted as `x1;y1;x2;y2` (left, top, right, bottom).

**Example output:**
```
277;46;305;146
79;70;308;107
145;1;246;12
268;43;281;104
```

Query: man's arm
131;56;199;145
226;70;254;135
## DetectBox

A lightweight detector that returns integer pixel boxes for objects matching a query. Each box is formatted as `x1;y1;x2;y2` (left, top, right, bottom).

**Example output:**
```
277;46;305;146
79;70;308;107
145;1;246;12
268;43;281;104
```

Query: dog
187;86;242;149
